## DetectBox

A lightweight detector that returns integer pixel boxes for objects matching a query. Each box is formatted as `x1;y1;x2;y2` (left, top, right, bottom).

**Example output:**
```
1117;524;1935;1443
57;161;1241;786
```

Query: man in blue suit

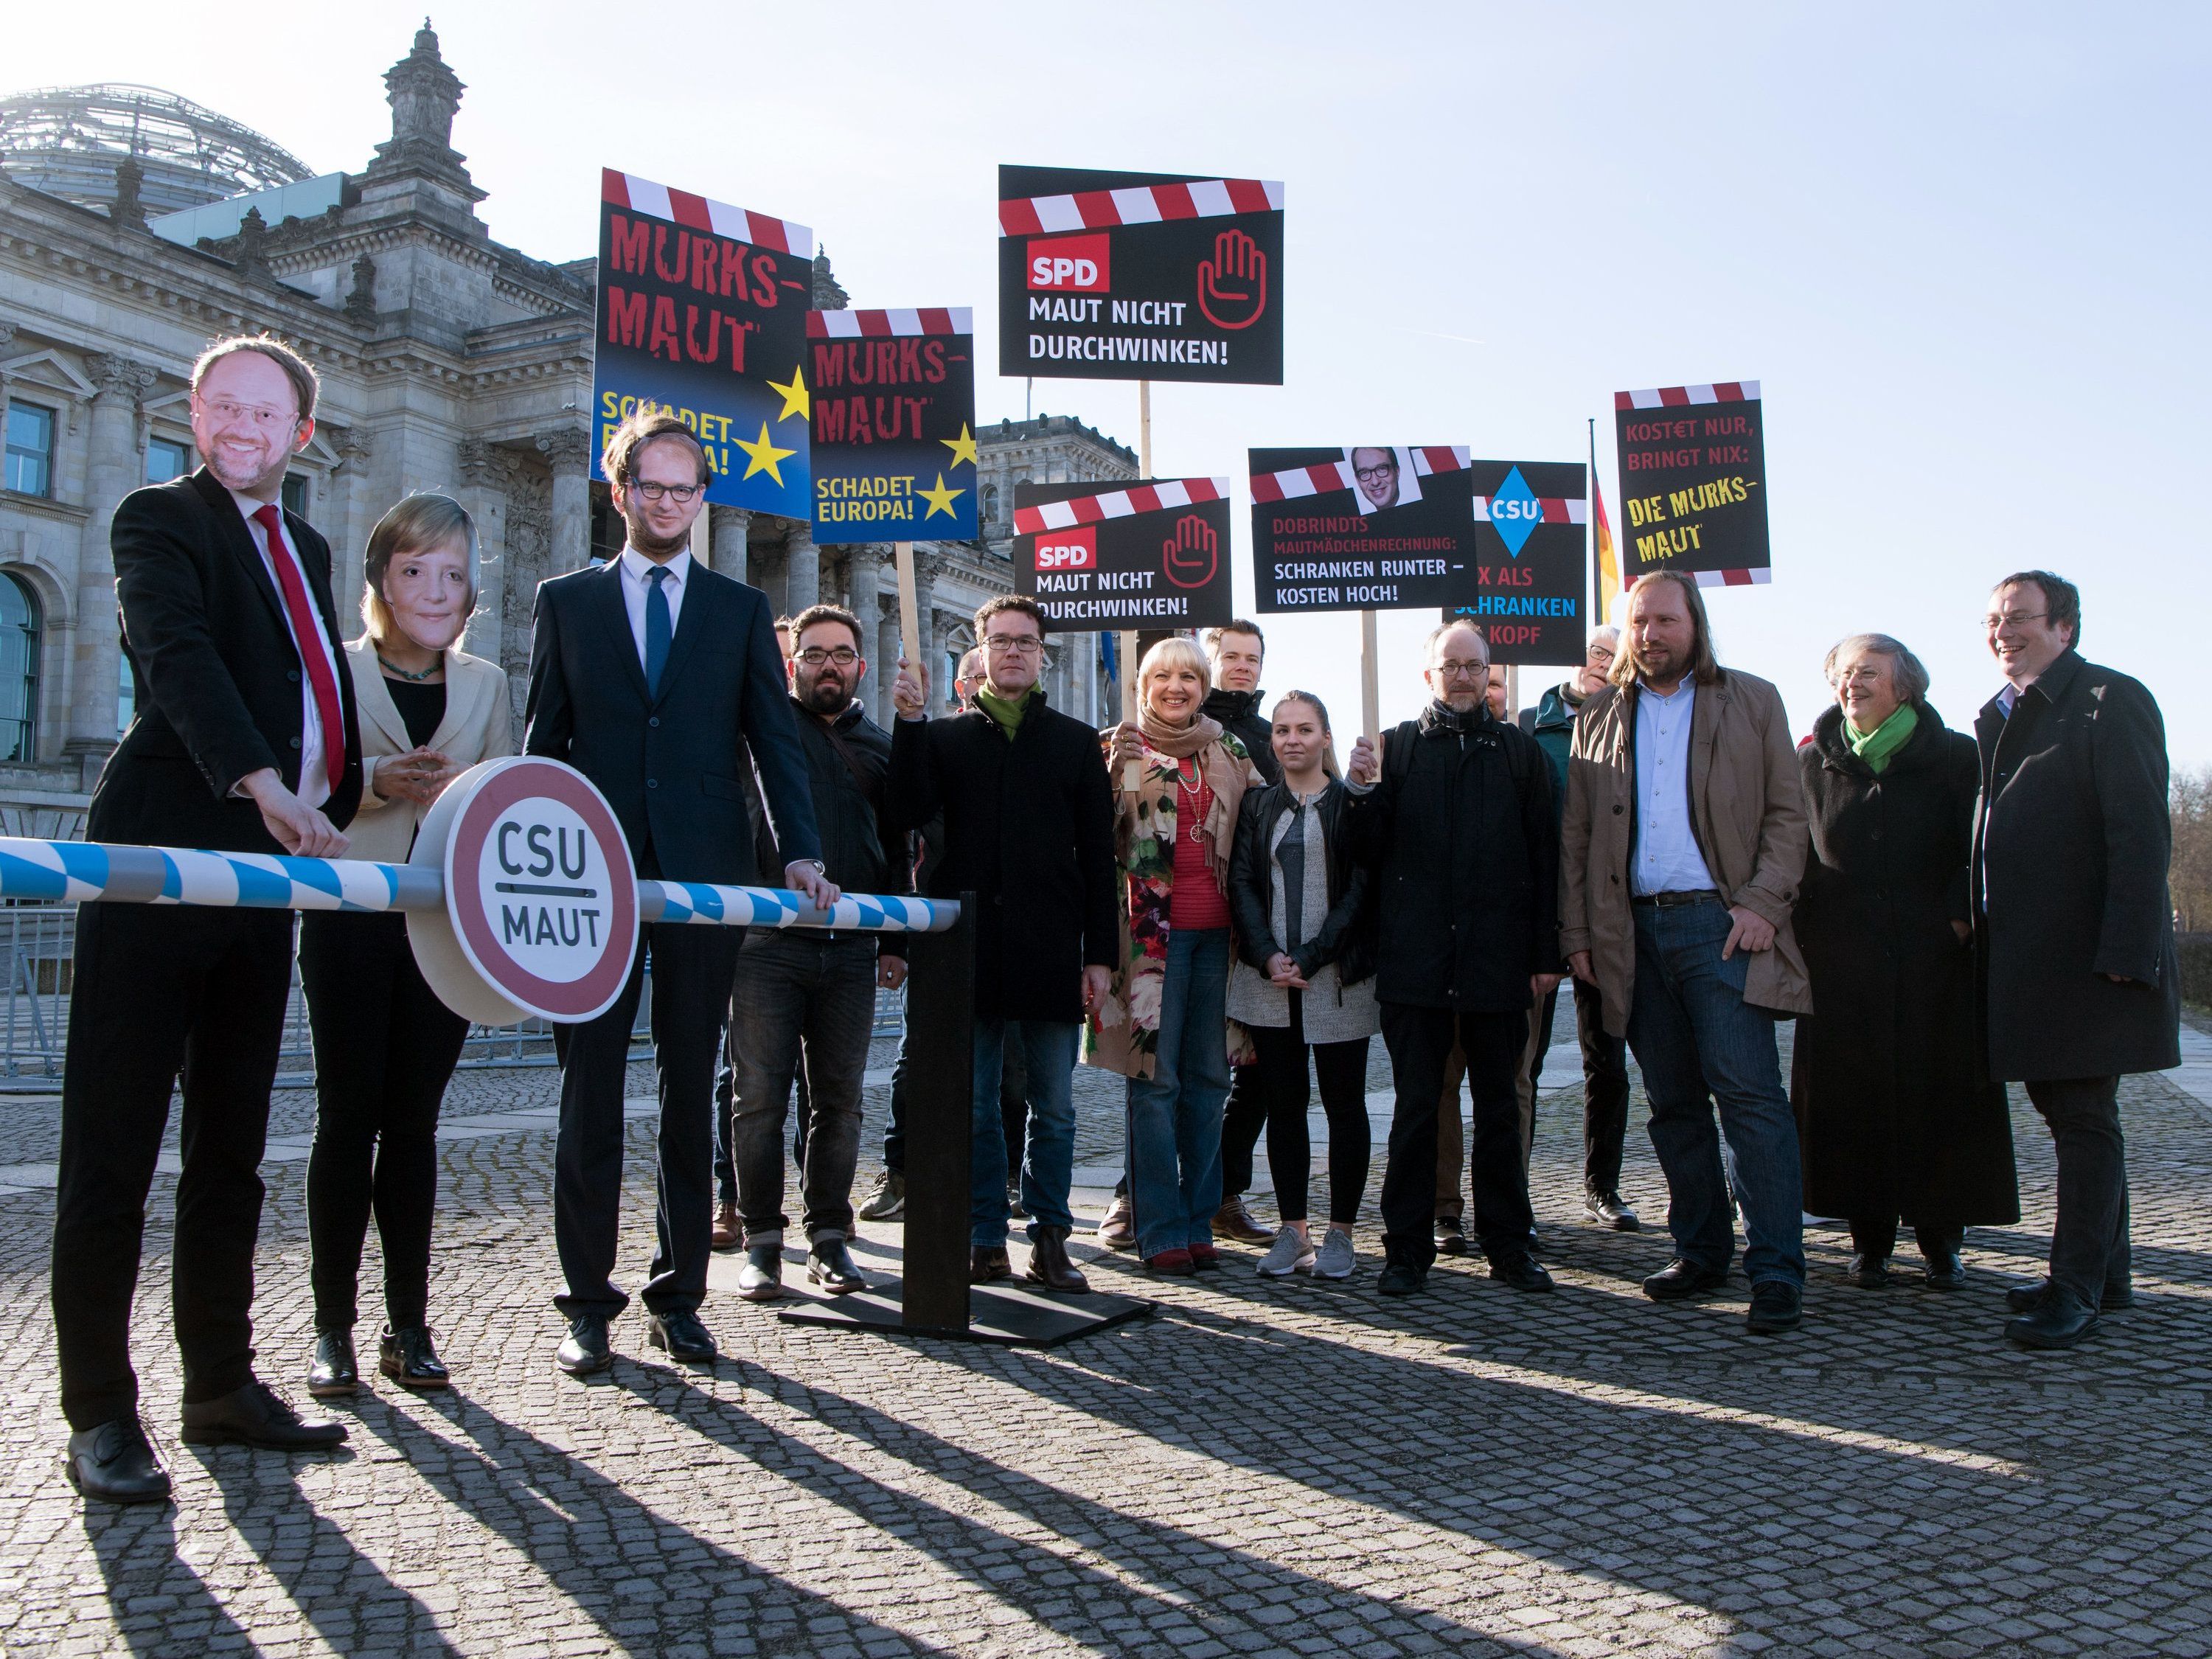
526;407;833;1374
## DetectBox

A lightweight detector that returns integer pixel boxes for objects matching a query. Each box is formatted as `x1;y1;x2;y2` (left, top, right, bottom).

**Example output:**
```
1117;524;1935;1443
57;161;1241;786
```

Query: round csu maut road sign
408;757;639;1025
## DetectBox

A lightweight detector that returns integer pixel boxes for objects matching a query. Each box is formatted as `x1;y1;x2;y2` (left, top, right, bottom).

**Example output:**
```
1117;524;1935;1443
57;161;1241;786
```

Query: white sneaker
858;1171;905;1221
1256;1225;1315;1278
1312;1228;1357;1281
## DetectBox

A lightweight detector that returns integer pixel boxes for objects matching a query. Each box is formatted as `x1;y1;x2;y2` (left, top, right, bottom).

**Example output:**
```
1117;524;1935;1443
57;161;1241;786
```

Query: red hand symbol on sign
1196;229;1268;331
1162;514;1218;589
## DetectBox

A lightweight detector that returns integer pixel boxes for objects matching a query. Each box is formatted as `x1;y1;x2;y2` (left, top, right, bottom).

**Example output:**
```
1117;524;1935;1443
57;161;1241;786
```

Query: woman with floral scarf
1086;638;1260;1275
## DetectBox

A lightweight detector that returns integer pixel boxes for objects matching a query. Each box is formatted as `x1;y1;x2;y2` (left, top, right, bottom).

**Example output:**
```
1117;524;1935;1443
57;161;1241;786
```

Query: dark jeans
714;1053;807;1203
299;911;470;1332
1125;928;1234;1258
554;925;740;1320
1247;1001;1371;1224
1571;975;1632;1197
973;1020;1080;1246
1626;897;1805;1287
885;1018;1023;1177
1379;1002;1531;1270
2024;1075;2132;1304
726;931;879;1242
51;904;293;1429
1218;1060;1269;1200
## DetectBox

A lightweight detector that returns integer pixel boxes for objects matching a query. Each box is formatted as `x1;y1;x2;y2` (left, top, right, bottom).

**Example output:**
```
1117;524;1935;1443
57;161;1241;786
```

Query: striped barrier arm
641;881;959;933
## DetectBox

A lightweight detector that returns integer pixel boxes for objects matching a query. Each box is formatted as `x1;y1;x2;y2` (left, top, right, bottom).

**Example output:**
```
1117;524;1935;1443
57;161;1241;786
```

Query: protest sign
1440;460;1588;664
594;169;813;517
807;308;978;543
1012;478;1234;631
1613;380;1770;585
1248;447;1478;613
998;165;1284;386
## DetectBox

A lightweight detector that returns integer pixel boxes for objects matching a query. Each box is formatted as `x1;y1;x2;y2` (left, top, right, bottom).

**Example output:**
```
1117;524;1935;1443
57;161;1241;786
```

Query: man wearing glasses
1974;571;2179;1350
526;406;832;1374
1350;447;1419;515
725;605;908;1302
888;597;1117;1292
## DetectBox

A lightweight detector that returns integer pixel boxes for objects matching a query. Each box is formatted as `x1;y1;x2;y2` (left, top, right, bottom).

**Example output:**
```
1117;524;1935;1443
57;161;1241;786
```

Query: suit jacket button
289;736;302;751
287;669;302;684
649;717;661;728
1613;804;1624;815
647;778;658;789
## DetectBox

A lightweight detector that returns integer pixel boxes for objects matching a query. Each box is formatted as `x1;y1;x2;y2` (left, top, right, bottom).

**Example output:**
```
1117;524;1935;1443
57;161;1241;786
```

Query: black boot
379;1326;450;1390
2005;1284;2098;1350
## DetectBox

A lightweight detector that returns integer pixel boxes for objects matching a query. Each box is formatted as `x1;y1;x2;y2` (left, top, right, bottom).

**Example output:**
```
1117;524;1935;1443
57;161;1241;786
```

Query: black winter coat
1200;687;1281;786
1972;651;2180;1081
1228;779;1376;986
765;699;908;959
1343;703;1560;1011
1790;705;2018;1228
888;694;1118;1022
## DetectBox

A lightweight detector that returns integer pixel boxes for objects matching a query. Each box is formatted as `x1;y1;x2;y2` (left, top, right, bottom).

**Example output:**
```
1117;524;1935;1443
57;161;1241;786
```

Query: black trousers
1217;1060;1270;1200
1380;1003;1531;1270
554;923;741;1319
2024;1075;2132;1304
1247;1002;1371;1224
297;911;470;1332
51;904;294;1429
1571;976;1632;1198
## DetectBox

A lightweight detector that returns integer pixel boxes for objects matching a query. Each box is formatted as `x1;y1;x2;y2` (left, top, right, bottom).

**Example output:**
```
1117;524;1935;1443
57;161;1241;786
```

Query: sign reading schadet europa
808;308;978;543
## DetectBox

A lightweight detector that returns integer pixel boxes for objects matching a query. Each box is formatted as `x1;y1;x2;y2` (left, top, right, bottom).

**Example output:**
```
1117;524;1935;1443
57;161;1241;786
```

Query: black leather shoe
1025;1225;1091;1293
1490;1256;1555;1293
1920;1252;1967;1290
807;1237;869;1295
1377;1259;1427;1297
1846;1253;1891;1289
969;1245;1012;1284
556;1312;613;1376
2006;1284;2098;1349
66;1417;170;1506
1433;1217;1469;1256
379;1326;449;1390
647;1310;719;1364
1746;1281;1803;1335
306;1329;358;1398
1585;1192;1641;1231
2006;1277;2132;1314
1642;1259;1728;1301
180;1381;347;1449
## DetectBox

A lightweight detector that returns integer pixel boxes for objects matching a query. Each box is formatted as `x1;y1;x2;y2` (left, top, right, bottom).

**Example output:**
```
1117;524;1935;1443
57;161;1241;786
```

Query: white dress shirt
1631;678;1718;897
231;490;340;808
616;544;692;669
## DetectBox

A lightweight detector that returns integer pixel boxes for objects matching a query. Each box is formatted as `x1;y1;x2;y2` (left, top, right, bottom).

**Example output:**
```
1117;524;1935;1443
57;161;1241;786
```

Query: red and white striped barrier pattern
1249;447;1470;505
1477;495;1587;526
1691;567;1772;588
1012;478;1231;536
1615;380;1761;410
999;178;1284;236
806;308;972;339
601;169;813;260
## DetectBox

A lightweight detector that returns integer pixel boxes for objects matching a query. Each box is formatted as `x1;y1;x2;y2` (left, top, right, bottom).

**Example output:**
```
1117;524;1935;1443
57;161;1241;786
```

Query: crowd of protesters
51;355;2183;1506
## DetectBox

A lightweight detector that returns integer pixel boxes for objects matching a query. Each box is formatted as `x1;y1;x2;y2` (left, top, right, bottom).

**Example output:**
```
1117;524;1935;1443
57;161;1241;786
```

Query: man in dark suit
52;334;363;1504
1974;570;2180;1351
525;407;830;1374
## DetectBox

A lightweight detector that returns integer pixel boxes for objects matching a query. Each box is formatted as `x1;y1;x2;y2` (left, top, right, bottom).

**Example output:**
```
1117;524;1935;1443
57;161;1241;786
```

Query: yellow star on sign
735;421;796;485
766;365;809;422
939;422;979;470
919;471;966;520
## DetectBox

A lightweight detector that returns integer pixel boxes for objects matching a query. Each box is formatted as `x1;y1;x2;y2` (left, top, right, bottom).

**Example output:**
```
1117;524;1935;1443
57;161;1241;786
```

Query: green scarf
974;681;1033;742
1845;703;1919;774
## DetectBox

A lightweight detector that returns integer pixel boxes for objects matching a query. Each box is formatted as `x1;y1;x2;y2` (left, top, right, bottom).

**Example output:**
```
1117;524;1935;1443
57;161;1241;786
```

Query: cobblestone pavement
3;1007;2210;1658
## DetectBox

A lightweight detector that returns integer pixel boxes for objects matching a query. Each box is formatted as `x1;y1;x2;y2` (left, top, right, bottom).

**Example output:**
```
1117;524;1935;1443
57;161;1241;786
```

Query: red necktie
254;504;344;790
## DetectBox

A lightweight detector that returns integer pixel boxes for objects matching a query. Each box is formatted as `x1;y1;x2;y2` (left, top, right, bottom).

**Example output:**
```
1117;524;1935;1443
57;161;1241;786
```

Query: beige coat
1559;669;1812;1037
344;636;514;863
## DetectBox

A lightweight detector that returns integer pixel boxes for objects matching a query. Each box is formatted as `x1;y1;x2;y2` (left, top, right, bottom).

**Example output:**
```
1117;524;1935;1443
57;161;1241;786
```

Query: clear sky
15;1;2207;762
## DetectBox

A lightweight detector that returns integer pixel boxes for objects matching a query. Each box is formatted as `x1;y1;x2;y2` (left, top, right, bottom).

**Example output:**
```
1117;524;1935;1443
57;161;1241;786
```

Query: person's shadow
80;1492;262;1656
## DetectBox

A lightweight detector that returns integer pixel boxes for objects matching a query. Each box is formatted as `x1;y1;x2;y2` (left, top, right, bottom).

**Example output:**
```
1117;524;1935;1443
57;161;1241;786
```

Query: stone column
72;353;158;780
847;544;882;719
876;601;899;722
709;506;751;583
456;439;508;667
331;434;374;632
910;560;936;709
537;427;594;577
785;521;819;613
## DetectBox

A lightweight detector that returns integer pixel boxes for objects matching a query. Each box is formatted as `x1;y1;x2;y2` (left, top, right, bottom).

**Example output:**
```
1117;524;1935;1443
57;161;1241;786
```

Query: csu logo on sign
1034;524;1096;570
1487;466;1543;559
1027;232;1110;293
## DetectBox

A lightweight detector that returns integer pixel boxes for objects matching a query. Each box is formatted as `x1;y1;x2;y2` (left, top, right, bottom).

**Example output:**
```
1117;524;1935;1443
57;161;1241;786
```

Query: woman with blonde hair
1088;637;1262;1275
301;493;513;1399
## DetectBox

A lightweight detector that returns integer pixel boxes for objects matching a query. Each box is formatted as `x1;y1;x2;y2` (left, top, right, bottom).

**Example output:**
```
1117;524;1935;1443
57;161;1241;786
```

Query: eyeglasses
1433;659;1487;680
195;397;299;431
796;647;858;667
630;480;703;504
1983;611;2048;633
1353;462;1397;484
986;636;1043;655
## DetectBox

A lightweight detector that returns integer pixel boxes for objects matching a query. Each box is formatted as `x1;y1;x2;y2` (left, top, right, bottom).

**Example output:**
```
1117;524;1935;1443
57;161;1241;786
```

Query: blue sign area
1489;465;1541;558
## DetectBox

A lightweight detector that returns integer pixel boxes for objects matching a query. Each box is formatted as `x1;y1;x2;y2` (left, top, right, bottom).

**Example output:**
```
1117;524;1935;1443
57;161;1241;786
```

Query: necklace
1177;758;1206;843
378;653;442;683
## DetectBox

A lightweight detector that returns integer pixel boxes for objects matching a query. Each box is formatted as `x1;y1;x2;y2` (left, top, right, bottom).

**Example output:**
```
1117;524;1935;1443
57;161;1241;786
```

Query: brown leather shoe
969;1245;1012;1284
1096;1194;1137;1251
1213;1197;1273;1245
1024;1226;1091;1293
710;1200;740;1251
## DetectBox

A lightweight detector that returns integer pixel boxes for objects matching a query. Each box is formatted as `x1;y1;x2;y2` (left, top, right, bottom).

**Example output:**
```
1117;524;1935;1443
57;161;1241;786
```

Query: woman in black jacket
1792;634;2018;1289
1227;693;1379;1280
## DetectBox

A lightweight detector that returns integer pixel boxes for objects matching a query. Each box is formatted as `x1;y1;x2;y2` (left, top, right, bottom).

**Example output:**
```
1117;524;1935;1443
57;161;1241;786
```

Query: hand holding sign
1162;513;1219;589
1197;229;1268;330
1346;733;1380;788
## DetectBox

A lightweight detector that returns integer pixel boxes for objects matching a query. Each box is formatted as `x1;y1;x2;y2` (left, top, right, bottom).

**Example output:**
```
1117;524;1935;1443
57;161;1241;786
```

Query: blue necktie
644;566;672;696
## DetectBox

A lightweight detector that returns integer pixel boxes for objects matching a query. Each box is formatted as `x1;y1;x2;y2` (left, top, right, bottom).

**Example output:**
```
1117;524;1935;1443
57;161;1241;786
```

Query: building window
281;473;308;518
4;403;56;498
982;483;1001;528
145;436;191;484
117;657;135;735
0;574;42;763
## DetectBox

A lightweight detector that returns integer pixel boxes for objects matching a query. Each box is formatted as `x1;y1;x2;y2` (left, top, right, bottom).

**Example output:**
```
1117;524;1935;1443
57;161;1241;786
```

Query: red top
1169;765;1230;929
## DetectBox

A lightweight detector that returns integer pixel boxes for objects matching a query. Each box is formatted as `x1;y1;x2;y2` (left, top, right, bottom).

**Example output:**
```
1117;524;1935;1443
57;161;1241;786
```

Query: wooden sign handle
894;541;921;692
1360;610;1380;742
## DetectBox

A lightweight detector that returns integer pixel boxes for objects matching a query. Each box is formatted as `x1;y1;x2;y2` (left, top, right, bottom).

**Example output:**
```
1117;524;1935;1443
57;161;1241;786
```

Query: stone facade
0;24;1133;829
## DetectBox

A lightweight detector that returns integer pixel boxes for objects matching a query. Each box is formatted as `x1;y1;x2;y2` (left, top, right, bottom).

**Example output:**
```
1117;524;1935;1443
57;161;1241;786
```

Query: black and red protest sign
807;307;978;544
998;165;1284;386
1012;479;1235;631
1613;380;1770;587
1441;461;1589;665
1248;447;1478;613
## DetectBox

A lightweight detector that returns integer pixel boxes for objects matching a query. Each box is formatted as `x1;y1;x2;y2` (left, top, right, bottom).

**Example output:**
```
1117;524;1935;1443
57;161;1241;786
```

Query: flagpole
1588;416;1599;628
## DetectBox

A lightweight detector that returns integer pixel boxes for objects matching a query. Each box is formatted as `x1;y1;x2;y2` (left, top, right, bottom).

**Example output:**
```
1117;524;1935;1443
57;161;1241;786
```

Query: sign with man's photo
1012;478;1235;631
1248;446;1480;613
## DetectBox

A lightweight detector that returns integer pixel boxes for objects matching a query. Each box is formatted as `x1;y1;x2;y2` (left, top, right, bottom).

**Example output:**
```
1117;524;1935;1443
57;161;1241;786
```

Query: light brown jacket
345;636;515;863
1559;669;1812;1037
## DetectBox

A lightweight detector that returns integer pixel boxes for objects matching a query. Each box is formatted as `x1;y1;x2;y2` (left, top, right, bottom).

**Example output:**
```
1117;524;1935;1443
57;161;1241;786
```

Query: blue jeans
1125;928;1234;1259
971;1019;1079;1247
1625;898;1805;1287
